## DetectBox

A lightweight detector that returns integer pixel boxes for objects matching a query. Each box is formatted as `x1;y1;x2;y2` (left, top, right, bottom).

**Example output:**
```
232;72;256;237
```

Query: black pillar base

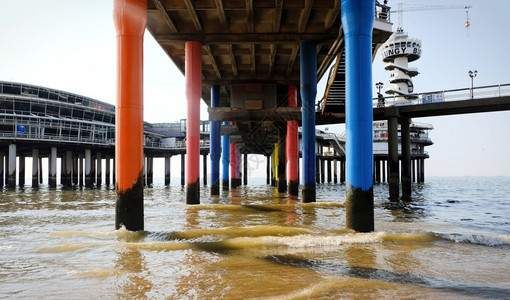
85;174;93;188
32;177;39;188
389;179;399;201
222;179;229;191
115;172;144;231
7;176;16;189
401;179;412;201
231;178;242;189
211;182;220;195
302;184;316;203
49;177;57;188
277;179;287;193
288;180;299;196
186;181;200;205
346;183;374;232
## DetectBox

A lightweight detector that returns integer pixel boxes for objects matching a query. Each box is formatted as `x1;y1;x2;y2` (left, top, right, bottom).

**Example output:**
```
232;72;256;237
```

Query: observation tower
381;28;422;103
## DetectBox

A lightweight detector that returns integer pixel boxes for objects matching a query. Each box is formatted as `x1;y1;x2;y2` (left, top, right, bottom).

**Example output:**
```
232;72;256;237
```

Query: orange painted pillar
287;85;299;196
113;0;146;231
185;41;202;204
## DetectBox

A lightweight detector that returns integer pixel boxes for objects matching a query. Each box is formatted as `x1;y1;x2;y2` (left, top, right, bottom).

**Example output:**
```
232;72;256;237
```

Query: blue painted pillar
221;121;230;191
300;41;317;203
342;0;375;232
210;85;221;195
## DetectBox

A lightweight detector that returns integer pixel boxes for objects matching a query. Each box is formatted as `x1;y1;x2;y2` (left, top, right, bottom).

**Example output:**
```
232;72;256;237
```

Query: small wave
51;230;119;239
382;232;438;243
148;225;313;241
76;269;122;278
434;232;510;247
263;232;386;248
187;202;345;212
263;232;440;248
37;242;105;253
115;227;147;242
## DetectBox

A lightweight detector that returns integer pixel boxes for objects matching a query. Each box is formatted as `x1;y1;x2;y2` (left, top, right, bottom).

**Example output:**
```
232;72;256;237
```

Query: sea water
1;177;509;299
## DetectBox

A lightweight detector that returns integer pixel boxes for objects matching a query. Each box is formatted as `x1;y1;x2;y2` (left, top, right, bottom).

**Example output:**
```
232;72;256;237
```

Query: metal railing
144;140;210;150
374;149;429;155
0;132;115;145
374;83;510;107
317;131;345;142
375;2;391;22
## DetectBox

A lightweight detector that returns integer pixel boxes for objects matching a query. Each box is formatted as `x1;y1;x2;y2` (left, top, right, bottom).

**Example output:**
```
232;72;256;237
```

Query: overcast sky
1;0;509;177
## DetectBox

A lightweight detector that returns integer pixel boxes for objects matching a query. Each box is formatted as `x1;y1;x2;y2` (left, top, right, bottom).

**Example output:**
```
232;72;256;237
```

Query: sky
1;0;509;178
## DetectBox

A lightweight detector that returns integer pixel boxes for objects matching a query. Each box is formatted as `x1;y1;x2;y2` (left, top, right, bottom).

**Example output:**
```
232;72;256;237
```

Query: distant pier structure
381;28;421;104
0;81;209;189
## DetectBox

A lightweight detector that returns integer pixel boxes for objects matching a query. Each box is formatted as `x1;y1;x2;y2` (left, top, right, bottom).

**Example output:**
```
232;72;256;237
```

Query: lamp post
468;70;477;99
376;82;384;107
376;82;383;94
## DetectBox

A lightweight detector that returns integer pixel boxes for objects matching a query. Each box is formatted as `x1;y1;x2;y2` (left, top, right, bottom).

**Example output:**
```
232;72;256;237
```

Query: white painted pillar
85;149;93;187
49;147;57;188
32;149;39;187
96;153;102;186
8;144;16;188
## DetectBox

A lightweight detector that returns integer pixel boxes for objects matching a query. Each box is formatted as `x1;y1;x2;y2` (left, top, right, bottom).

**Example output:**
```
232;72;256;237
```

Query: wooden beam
151;0;178;32
245;0;254;32
298;0;315;33
267;44;277;79
273;0;284;33
201;47;293;56
203;79;300;86
215;0;228;32
183;0;203;32
250;44;256;77
268;0;284;79
229;45;238;78
155;33;338;44
285;46;298;79
325;0;342;30
205;45;222;79
208;107;302;122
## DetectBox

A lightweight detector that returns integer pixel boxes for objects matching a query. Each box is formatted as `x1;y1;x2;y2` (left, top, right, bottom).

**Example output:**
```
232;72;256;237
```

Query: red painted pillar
185;41;202;204
236;147;241;186
287;85;299;196
230;142;237;188
113;0;146;231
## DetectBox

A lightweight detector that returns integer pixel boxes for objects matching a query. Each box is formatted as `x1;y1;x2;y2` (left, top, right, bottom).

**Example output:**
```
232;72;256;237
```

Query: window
31;103;46;115
3;84;21;95
46;105;60;116
72;109;84;119
14;100;30;113
60;107;72;117
83;110;93;120
94;113;104;122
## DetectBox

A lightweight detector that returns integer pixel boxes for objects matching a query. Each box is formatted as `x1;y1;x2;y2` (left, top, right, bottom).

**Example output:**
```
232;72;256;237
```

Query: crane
391;3;472;31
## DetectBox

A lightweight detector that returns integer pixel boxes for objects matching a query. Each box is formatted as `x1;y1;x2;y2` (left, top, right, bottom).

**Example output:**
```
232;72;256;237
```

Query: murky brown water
1;178;509;299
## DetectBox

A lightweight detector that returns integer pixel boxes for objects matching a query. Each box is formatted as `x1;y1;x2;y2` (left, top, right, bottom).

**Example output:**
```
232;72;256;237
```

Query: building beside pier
0;81;192;188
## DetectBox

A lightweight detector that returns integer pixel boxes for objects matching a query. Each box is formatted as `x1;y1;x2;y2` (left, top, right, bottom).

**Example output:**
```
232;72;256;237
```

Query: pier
3;1;510;233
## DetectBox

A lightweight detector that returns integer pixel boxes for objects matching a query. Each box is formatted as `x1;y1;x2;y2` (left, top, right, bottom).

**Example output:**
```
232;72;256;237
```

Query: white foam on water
262;232;386;248
434;232;510;247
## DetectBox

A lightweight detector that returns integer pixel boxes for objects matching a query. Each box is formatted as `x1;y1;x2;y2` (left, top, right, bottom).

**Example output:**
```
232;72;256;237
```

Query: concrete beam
208;107;301;122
